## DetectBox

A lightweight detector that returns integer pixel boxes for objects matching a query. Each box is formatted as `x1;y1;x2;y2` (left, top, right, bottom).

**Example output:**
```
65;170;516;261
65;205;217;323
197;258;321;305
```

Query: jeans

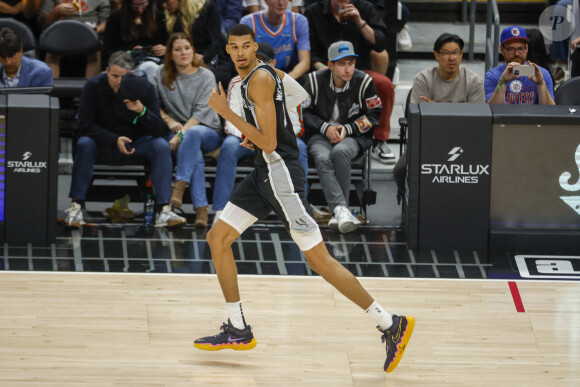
307;134;360;213
212;135;310;211
175;124;222;208
69;135;172;204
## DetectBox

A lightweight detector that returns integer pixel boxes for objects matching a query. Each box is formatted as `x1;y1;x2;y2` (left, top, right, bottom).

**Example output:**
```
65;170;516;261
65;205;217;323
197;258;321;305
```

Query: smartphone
125;142;133;152
513;65;534;77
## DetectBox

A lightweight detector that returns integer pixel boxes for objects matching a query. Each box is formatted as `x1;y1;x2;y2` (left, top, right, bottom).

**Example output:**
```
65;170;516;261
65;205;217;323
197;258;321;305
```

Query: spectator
161;0;234;87
65;51;185;228
485;26;555;105
0;27;52;87
410;33;484;104
212;41;309;226
304;0;396;164
394;33;484;203
302;41;380;233
571;36;580;77
244;0;303;14
214;0;242;35
240;0;310;81
154;33;223;228
102;0;168;81
38;0;109;78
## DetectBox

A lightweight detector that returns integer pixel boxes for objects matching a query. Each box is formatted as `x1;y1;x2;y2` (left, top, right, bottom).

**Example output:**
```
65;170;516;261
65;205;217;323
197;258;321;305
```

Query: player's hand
240;137;255;150
117;136;134;155
208;82;228;116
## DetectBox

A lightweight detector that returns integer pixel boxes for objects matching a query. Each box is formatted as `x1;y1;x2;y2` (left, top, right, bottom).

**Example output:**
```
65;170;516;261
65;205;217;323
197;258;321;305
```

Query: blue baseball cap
500;26;529;45
328;41;358;62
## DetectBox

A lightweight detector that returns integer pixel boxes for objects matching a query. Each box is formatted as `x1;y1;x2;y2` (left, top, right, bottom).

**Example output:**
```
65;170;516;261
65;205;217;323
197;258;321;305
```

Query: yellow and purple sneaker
379;314;415;373
194;320;257;351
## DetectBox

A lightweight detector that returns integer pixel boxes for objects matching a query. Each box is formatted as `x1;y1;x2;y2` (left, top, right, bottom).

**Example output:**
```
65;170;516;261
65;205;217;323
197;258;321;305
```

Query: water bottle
144;194;155;226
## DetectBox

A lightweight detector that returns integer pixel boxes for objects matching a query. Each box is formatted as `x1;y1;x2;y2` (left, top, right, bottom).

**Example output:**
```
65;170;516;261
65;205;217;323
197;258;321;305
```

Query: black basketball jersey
240;62;299;166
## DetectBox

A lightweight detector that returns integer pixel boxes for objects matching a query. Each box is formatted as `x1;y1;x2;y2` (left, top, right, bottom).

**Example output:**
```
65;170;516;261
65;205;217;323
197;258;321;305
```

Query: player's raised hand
208;82;228;117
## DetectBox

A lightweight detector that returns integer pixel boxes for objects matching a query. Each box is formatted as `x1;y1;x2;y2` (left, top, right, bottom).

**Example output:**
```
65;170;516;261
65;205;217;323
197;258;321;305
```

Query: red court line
508;281;526;313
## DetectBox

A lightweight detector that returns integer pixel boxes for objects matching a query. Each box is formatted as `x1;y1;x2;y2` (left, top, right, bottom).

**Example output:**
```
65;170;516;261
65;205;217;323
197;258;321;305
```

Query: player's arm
208;71;278;153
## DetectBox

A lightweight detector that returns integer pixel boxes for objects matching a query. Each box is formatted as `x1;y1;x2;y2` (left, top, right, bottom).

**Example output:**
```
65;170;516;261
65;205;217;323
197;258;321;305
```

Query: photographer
485;25;555;105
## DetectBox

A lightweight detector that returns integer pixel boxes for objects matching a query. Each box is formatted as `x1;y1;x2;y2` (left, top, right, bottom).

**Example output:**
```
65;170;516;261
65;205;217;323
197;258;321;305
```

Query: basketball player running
193;24;414;373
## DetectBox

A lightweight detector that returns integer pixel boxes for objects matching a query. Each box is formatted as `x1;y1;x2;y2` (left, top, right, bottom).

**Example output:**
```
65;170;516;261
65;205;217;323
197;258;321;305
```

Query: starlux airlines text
421;164;490;184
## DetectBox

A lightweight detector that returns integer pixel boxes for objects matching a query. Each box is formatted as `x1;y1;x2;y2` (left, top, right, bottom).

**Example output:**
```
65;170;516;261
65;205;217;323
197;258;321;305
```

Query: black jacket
302;68;380;150
77;72;165;147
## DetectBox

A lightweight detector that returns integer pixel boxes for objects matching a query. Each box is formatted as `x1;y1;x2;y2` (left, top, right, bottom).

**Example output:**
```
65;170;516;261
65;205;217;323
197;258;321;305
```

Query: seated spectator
304;0;396;164
485;26;555;105
161;0;234;87
154;33;223;228
65;51;185;228
37;0;109;78
240;0;310;81
0;27;52;87
394;32;485;203
244;0;303;14
212;41;309;226
102;0;168;82
302;41;379;233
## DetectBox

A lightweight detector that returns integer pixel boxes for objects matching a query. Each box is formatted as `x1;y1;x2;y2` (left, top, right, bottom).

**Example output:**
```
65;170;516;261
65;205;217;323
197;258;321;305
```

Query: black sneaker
378;314;415;373
194;320;257;351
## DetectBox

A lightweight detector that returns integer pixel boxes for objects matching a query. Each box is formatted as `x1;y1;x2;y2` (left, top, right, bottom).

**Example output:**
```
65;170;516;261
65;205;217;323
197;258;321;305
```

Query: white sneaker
212;210;223;227
371;141;396;164
155;205;186;228
327;216;338;230
397;26;412;51
334;205;361;234
64;202;85;227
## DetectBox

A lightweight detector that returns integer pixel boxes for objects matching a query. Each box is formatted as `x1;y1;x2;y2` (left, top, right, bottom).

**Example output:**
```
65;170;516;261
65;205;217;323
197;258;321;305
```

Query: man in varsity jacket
302;40;381;233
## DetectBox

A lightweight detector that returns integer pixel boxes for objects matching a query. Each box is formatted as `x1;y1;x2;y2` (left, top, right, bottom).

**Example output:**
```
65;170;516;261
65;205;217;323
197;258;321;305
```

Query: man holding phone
485;26;555;105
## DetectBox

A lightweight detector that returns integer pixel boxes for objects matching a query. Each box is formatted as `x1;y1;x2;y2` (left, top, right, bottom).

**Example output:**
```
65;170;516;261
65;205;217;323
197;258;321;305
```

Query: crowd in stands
0;0;578;232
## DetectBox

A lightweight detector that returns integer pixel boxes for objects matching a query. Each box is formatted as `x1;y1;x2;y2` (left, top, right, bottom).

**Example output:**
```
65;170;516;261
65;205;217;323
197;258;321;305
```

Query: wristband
358;21;367;29
132;105;147;124
497;81;507;93
177;129;184;143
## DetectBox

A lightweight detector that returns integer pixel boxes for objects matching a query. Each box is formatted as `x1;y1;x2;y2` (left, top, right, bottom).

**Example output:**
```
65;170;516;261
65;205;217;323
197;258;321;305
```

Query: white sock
226;301;246;330
365;300;393;330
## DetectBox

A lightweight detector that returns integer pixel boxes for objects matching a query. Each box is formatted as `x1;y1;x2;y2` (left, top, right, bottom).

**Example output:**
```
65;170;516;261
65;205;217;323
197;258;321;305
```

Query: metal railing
485;0;501;72
462;0;500;69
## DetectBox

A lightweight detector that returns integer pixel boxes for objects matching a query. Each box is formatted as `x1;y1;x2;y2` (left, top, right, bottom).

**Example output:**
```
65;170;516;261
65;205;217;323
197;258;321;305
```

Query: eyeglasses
131;1;149;10
437;50;462;58
503;46;527;54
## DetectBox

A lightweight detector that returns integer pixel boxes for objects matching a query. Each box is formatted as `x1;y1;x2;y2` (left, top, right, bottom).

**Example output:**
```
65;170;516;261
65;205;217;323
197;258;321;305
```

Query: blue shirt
484;63;554;104
241;10;310;72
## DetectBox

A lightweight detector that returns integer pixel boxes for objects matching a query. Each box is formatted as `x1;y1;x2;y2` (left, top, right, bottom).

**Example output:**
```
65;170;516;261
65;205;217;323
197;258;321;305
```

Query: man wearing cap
211;41;309;226
485;25;555;105
64;50;186;228
302;40;380;233
240;0;310;81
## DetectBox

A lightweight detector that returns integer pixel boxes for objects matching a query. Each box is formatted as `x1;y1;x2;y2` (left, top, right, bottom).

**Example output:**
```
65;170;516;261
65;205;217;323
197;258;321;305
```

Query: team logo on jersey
354;115;372;133
365;95;381;109
509;80;523;94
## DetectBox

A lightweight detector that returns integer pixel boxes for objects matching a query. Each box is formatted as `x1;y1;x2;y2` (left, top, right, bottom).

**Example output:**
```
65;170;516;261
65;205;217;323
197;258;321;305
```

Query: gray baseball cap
328;41;358;62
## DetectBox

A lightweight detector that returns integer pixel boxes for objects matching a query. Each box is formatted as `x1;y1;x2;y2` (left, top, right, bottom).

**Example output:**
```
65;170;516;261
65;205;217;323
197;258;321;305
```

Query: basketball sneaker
379;314;415;373
194;320;257;351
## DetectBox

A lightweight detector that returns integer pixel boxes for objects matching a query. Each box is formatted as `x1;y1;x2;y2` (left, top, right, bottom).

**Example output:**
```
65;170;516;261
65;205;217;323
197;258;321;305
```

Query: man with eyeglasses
485;26;555;105
411;33;484;104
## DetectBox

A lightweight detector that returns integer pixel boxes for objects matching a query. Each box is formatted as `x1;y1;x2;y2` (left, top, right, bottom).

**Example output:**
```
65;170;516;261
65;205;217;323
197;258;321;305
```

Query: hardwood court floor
1;272;579;386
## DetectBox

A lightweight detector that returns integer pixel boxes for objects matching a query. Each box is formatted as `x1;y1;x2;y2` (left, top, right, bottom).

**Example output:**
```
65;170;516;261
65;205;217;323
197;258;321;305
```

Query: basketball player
193;24;415;374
